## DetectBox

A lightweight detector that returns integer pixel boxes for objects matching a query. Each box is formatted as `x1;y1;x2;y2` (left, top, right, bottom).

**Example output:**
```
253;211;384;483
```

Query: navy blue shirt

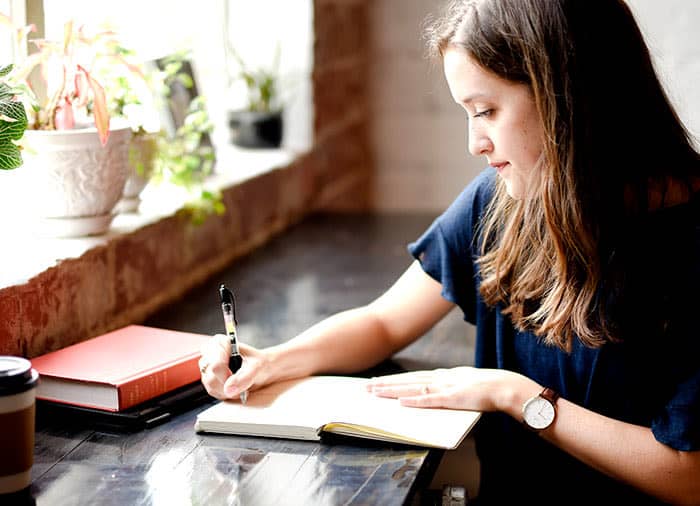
409;168;700;504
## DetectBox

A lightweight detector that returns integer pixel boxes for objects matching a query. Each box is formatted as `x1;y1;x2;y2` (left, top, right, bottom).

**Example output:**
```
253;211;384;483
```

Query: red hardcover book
31;325;209;412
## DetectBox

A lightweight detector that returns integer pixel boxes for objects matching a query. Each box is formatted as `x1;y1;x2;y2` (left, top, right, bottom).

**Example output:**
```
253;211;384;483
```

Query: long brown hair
425;0;700;350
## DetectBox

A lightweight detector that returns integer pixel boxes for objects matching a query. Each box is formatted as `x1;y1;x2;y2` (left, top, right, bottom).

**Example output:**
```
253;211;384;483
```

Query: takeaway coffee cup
0;356;39;495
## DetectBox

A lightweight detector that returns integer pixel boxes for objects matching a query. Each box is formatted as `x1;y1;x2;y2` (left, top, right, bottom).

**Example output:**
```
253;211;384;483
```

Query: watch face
523;396;555;430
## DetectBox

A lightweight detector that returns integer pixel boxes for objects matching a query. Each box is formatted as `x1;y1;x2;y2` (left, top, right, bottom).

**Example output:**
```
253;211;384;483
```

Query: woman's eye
474;109;493;118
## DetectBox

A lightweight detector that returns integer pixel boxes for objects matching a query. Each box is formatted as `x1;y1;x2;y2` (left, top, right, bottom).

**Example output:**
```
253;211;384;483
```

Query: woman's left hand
367;366;532;414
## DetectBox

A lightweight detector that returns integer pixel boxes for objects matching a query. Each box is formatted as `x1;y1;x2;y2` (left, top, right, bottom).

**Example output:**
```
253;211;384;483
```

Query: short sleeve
651;371;700;450
408;168;496;323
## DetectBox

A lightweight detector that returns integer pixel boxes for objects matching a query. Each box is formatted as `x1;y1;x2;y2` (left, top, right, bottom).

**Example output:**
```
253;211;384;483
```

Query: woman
200;1;700;503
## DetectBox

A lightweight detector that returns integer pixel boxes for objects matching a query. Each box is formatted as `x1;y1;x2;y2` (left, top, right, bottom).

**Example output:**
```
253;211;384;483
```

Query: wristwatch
522;387;559;431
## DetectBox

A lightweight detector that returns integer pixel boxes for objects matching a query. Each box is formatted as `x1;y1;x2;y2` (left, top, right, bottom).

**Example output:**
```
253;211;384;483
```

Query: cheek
519;121;543;161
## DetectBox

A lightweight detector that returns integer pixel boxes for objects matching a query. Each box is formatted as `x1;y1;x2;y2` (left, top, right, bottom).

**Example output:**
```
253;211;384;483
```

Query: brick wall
0;0;373;357
313;0;373;210
368;0;480;213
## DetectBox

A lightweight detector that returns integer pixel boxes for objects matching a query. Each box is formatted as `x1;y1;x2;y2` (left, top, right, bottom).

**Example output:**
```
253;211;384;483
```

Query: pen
219;284;247;404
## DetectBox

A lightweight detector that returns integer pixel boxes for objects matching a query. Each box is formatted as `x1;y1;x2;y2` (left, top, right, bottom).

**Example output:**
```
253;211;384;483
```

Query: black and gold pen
219;284;247;404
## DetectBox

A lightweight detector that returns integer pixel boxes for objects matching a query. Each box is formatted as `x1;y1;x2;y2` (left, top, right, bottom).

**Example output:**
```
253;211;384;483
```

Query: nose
467;120;492;157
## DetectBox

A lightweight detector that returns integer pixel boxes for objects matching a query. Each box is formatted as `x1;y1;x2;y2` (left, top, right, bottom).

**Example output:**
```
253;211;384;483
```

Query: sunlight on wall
626;0;700;146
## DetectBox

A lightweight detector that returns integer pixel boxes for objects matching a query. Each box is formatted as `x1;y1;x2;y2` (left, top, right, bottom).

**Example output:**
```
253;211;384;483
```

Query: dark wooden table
29;213;474;506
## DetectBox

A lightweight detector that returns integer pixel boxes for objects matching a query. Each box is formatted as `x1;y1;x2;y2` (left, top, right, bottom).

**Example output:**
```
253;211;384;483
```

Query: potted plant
104;51;223;222
4;18;133;237
225;43;283;149
99;47;160;213
153;95;221;224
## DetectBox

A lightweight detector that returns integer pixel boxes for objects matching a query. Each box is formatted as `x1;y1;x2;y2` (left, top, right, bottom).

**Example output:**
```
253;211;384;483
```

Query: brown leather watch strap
540;387;560;405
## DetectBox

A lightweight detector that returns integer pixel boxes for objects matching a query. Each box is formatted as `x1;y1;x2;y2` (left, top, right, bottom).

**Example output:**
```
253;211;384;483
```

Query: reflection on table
31;213;474;506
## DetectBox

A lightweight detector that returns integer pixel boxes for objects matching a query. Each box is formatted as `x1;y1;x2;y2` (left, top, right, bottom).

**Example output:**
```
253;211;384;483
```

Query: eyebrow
458;93;489;105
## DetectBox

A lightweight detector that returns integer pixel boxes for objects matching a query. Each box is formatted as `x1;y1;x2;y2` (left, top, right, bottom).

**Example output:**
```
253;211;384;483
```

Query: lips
491;162;509;172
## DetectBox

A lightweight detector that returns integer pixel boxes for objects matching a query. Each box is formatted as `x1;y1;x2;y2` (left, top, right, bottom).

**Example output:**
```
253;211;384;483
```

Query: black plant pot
228;110;283;148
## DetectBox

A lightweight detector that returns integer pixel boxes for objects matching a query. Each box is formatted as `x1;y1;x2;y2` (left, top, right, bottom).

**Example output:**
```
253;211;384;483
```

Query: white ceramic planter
19;124;131;237
117;132;158;213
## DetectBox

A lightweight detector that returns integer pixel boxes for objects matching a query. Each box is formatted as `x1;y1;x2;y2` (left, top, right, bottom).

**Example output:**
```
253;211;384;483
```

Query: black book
36;381;213;432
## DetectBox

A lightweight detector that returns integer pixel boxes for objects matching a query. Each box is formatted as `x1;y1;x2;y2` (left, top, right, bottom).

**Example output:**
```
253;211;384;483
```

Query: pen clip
219;284;237;324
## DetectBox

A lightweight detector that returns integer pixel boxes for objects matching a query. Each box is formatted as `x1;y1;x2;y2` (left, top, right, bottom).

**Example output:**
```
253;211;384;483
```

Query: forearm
260;261;454;386
547;400;699;504
501;377;700;504
262;306;403;383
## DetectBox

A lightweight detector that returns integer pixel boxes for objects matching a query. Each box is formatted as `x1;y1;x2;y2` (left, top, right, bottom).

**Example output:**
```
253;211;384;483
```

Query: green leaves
226;42;281;113
241;68;277;112
0;64;28;170
0;64;13;78
183;189;225;226
151;94;221;224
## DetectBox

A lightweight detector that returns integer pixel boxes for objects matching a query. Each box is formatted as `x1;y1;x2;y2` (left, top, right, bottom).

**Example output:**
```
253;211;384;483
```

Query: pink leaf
114;56;146;79
55;96;75;130
77;64;110;145
73;70;89;108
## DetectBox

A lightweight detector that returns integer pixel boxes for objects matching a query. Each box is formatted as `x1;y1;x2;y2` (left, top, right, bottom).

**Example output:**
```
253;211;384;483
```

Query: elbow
364;303;413;355
656;451;700;506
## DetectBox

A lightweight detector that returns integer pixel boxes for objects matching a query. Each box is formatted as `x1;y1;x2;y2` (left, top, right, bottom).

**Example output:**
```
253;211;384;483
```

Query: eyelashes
473;109;493;119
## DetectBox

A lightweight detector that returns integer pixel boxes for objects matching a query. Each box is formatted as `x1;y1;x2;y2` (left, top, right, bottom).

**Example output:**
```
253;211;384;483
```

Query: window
0;0;312;284
40;0;313;150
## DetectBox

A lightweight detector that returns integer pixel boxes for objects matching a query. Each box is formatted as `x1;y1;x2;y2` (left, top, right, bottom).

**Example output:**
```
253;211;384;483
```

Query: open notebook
194;376;481;449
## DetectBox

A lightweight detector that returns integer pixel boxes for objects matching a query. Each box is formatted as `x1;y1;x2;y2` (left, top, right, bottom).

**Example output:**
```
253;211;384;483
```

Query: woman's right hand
199;334;270;400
